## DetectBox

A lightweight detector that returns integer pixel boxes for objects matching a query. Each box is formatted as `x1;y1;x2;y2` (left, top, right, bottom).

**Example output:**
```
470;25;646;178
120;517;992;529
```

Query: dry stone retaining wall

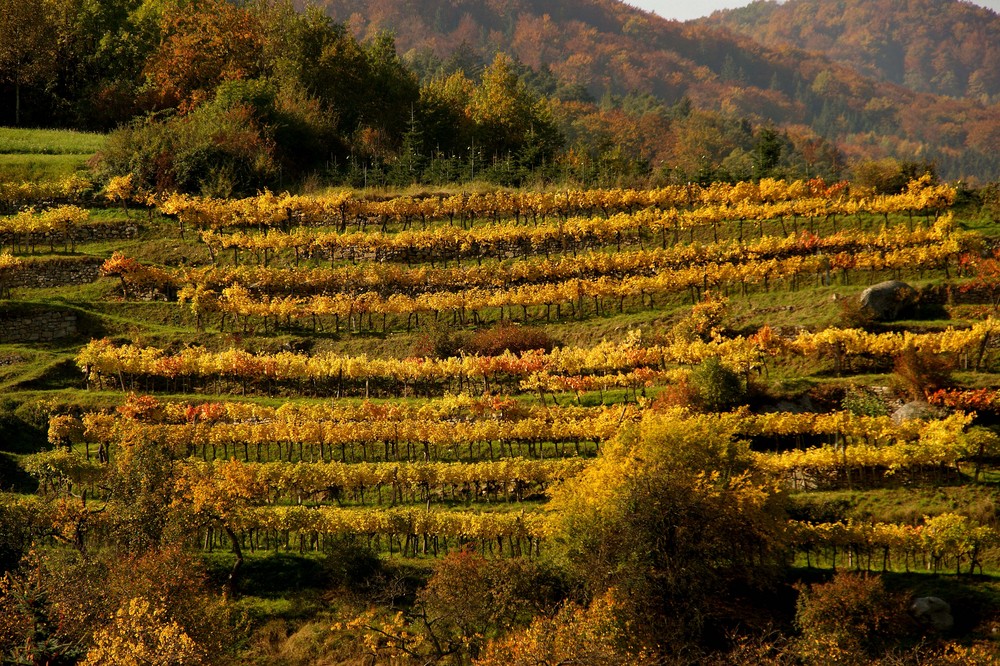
0;308;78;343
7;257;103;289
0;222;138;248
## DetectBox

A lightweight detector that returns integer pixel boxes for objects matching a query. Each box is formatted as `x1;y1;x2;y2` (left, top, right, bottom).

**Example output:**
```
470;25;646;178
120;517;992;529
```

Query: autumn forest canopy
1;0;999;194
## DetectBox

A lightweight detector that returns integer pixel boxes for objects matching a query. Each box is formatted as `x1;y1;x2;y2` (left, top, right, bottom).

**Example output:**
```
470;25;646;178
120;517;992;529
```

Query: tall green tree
143;0;266;111
418;71;476;156
468;53;562;169
362;31;420;141
752;126;783;179
70;0;167;127
469;53;540;158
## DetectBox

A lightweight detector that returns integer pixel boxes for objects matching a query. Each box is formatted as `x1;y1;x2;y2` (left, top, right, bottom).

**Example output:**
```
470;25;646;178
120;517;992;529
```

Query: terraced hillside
1;173;999;663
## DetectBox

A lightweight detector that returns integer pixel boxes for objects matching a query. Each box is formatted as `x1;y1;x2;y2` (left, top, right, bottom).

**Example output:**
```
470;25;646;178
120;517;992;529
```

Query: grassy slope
0;127;106;154
0;127;105;180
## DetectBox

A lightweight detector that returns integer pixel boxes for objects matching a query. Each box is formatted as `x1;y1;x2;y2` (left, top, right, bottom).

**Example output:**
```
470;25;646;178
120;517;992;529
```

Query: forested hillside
307;0;1000;179
704;0;1000;101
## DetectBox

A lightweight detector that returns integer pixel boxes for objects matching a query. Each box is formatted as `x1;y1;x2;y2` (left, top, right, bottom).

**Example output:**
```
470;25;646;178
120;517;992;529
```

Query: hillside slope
305;0;1000;178
703;0;1000;102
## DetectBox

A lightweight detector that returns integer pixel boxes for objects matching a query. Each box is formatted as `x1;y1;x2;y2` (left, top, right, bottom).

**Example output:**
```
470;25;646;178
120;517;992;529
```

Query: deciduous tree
546;413;788;646
144;0;265;111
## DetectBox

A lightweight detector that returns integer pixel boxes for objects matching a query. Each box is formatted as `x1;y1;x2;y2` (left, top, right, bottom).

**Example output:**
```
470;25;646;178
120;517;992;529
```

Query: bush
547;413;787;648
322;538;384;592
842;386;889;417
12;400;53;433
475;590;632;666
979;182;1000;222
466;322;557;356
418;550;565;657
671;294;730;342
0;400;49;454
0;548;235;666
0;499;39;575
410;321;557;359
692;357;746;411
97;104;280;196
410;322;471;358
892;346;954;401
838;296;877;329
652;369;701;410
794;573;915;664
852;159;936;195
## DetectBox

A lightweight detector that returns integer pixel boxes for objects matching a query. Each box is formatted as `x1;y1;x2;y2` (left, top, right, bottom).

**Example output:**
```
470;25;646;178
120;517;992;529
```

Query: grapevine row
160;178;952;233
115;224;966;296
0;176;93;213
19;494;999;564
76;320;1000;397
68;392;612;426
197;204;957;266
58;400;975;470
179;244;961;334
66;412;615;463
0;206;138;255
790;514;999;575
29;497;547;558
28;452;585;506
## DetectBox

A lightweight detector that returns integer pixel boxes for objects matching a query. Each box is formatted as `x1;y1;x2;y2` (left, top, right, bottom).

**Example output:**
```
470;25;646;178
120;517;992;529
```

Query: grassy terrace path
0;127;104;181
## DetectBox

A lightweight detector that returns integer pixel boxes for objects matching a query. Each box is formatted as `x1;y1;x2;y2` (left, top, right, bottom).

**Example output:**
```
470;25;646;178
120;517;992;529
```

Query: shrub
0;498;41;575
12;399;53;433
652;369;701;410
418;550;565;657
838;296;877;329
842;386;889;417
892;345;954;401
0;548;234;666
410;322;471;359
547;413;786;648
794;573;915;664
97;103;279;196
672;294;730;342
692;356;746;411
474;590;632;666
466;322;556;356
322;538;383;592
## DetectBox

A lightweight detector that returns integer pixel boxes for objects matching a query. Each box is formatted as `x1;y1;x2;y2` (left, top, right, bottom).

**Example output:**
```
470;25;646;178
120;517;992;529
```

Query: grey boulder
891;401;945;424
859;280;917;321
911;596;954;631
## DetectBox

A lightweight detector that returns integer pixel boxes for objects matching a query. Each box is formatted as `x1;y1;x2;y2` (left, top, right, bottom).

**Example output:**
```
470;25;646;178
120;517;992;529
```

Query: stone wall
0;222;138;249
0;308;78;343
8;257;104;290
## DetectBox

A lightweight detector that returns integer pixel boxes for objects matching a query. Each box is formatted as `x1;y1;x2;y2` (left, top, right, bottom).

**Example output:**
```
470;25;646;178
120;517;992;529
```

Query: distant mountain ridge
303;0;1000;178
703;0;1000;102
313;0;855;105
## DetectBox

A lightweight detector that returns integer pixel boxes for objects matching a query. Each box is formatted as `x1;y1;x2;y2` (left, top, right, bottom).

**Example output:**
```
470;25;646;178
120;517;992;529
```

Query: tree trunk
223;526;244;599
